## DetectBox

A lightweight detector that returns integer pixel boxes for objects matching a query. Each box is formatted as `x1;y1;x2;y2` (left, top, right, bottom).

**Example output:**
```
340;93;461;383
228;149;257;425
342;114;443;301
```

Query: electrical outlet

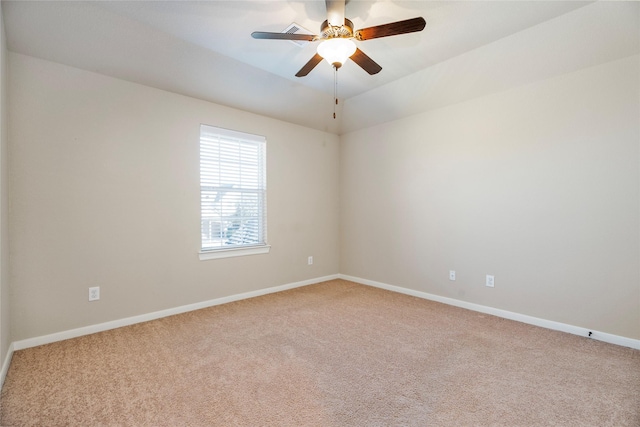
449;270;456;281
485;275;495;288
308;256;313;265
89;286;100;301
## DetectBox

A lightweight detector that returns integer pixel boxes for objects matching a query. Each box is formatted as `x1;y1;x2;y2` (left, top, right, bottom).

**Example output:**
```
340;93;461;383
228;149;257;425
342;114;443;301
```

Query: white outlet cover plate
449;270;456;281
89;286;100;301
486;275;495;287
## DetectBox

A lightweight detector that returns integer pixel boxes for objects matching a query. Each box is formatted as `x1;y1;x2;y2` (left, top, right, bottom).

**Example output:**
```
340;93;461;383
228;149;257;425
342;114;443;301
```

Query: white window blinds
200;125;267;252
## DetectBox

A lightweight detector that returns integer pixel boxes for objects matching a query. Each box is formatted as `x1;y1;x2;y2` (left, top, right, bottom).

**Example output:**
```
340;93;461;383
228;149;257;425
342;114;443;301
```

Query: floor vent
282;22;313;47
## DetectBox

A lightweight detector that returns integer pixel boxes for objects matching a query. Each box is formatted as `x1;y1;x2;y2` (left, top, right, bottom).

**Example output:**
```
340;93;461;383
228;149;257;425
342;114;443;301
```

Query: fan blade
355;17;426;40
251;31;316;41
350;48;382;75
326;0;345;27
295;53;324;77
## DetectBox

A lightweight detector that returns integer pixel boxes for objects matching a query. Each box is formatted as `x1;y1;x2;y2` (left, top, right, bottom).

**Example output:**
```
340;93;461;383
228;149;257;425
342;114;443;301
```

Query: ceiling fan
251;0;426;77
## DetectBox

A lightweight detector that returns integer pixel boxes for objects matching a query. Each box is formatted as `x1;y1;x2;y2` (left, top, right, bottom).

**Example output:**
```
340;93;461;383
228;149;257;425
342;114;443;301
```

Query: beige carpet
1;279;638;426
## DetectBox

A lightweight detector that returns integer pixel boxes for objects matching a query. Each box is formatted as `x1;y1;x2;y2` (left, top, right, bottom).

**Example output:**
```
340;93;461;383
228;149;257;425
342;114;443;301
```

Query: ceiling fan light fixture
317;38;356;69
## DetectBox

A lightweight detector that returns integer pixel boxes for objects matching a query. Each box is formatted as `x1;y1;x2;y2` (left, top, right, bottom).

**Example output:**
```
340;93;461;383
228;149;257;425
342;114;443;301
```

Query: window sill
199;245;271;261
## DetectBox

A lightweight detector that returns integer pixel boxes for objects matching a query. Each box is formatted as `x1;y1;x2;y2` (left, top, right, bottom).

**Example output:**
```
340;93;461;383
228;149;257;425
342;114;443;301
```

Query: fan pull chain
333;66;338;119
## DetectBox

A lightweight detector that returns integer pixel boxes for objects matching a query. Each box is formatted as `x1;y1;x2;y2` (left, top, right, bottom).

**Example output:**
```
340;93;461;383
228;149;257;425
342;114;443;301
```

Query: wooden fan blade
251;31;316;41
295;53;324;77
350;48;382;75
355;17;426;40
325;0;345;27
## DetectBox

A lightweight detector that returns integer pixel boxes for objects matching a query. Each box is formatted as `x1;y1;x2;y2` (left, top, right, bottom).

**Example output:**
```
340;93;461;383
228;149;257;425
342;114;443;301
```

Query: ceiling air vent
282;23;313;47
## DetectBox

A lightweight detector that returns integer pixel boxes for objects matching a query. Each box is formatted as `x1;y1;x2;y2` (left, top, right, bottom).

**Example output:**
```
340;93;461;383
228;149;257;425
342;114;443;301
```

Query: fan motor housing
320;18;354;39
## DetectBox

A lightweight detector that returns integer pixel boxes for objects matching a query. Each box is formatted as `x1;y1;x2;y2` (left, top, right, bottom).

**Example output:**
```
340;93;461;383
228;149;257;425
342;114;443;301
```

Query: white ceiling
2;1;639;134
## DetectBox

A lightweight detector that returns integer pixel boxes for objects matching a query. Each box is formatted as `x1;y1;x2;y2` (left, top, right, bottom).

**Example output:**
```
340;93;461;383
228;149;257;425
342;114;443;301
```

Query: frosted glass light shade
317;38;357;69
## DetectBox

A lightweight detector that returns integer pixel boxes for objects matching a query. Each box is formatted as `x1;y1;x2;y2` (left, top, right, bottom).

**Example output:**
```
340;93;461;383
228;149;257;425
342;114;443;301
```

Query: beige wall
340;55;640;340
6;52;640;343
9;53;340;341
0;3;10;361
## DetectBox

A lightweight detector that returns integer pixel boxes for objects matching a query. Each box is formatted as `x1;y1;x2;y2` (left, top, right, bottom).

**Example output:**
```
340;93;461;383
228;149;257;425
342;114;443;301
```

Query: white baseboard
2;273;638;391
0;342;14;388
12;274;340;352
339;274;640;350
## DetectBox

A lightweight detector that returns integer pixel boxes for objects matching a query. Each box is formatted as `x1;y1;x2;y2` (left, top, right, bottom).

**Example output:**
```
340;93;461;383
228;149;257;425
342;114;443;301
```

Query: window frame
198;124;270;261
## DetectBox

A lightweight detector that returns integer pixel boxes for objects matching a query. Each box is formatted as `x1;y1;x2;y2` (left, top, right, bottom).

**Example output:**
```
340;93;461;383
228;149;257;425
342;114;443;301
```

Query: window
199;125;269;260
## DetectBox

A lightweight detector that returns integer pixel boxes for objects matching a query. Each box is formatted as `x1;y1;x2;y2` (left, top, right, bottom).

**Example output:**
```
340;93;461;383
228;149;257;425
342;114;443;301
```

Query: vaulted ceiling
3;1;638;134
